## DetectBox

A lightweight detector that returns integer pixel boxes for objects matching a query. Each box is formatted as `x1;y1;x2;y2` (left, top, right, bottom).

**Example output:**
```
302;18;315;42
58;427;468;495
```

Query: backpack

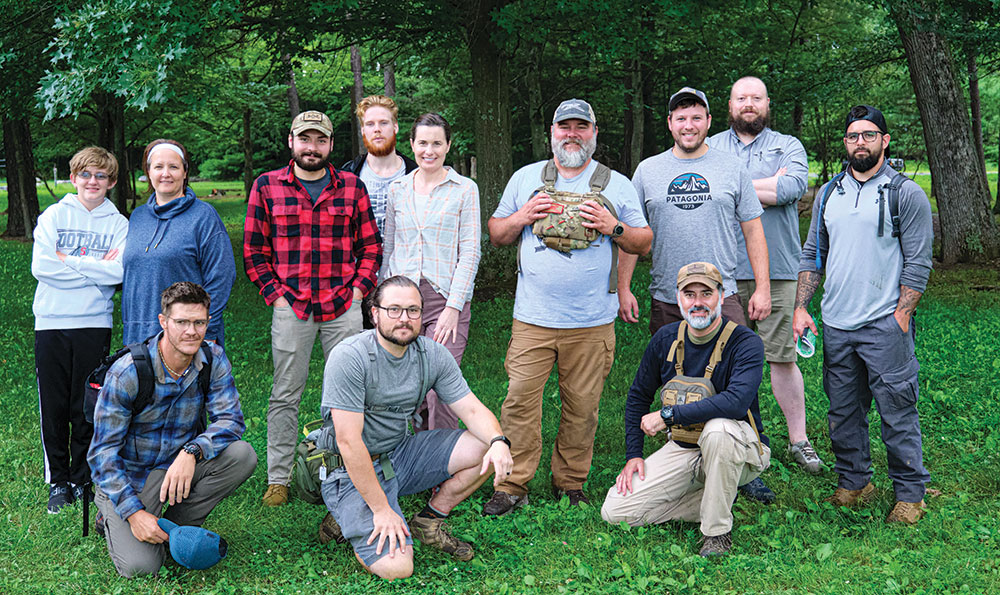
813;170;907;270
82;337;214;535
292;332;432;505
657;321;763;453
518;159;620;293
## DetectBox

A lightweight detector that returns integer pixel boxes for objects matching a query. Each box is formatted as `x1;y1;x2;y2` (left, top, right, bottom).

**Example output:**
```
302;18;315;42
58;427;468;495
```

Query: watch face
613;224;624;237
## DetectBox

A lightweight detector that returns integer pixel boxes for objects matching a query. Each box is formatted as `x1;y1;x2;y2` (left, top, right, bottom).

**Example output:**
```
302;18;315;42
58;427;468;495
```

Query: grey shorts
320;429;465;566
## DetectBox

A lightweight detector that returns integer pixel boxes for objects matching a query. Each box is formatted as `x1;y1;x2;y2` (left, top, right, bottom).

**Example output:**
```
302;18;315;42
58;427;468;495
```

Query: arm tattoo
895;286;923;317
795;271;821;309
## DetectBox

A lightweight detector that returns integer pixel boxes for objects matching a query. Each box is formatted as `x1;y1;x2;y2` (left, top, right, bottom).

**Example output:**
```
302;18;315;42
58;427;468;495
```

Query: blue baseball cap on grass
157;518;229;570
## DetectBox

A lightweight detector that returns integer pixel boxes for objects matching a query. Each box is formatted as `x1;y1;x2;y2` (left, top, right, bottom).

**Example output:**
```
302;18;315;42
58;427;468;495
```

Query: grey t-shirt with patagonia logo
320;330;470;456
632;147;762;304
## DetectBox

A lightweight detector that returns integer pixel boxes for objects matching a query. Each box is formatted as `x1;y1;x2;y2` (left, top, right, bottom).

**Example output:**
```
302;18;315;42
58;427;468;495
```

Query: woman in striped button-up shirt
380;113;481;431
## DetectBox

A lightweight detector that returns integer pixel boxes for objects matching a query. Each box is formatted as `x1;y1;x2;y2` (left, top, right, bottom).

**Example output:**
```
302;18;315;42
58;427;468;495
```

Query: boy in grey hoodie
32;147;128;513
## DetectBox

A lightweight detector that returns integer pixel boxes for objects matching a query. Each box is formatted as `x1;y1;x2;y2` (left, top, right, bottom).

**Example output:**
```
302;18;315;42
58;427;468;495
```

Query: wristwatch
490;435;512;449
611;221;625;238
659;406;675;426
182;443;202;461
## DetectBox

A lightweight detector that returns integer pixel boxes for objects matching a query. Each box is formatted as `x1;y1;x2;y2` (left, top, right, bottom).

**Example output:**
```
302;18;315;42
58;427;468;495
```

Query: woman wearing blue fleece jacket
122;139;236;346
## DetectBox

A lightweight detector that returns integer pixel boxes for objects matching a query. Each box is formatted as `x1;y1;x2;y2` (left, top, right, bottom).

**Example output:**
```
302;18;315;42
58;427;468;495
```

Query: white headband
147;143;187;165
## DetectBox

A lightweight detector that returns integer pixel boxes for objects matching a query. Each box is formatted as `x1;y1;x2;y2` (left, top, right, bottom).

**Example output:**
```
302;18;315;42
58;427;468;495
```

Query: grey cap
553;99;597;124
668;87;710;114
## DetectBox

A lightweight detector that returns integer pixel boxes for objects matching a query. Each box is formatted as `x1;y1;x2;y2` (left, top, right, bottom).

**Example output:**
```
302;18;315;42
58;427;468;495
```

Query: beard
682;299;723;331
551;135;597;169
292;148;330;172
848;143;883;174
729;108;769;136
363;132;397;158
377;320;418;347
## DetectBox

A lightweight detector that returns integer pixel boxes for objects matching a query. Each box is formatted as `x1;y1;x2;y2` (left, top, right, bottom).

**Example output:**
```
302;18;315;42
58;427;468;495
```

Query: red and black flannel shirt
243;161;382;322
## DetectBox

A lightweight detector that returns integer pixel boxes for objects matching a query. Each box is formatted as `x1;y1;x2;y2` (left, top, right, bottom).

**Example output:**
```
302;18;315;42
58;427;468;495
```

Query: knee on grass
365;551;413;581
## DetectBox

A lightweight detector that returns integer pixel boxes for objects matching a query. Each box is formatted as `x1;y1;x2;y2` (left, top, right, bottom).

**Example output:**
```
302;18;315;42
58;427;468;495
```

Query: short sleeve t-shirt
632;148;762;304
321;331;470;455
360;159;407;234
492;160;648;328
299;169;331;204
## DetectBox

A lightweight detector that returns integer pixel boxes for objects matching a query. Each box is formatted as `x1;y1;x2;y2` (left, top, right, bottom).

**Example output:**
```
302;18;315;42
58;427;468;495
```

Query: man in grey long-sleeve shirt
708;76;823;477
793;105;932;525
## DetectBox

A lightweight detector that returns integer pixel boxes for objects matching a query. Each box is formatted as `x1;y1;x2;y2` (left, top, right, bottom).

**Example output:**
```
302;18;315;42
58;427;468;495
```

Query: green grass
2;199;999;594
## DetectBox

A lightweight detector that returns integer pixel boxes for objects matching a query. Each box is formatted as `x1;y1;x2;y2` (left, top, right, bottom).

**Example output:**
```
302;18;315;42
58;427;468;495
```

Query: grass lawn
1;198;999;594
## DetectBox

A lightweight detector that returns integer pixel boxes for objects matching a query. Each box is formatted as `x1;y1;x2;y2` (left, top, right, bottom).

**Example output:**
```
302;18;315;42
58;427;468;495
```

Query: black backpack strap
409;337;432;431
887;172;907;239
814;172;846;271
196;342;214;396
127;343;156;415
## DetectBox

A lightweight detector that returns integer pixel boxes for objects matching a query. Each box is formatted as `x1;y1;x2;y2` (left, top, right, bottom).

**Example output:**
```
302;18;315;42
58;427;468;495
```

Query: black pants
36;328;111;485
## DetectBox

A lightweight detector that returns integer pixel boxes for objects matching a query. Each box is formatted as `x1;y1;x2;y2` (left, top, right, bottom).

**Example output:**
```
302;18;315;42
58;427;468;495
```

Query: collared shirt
381;168;481;310
243;161;382;322
707;127;809;280
88;334;246;521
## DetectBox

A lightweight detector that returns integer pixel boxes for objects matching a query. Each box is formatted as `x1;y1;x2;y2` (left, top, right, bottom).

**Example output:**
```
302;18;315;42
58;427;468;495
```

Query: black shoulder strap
814;171;846;271
887;172;907;239
196;342;214;396
128;343;156;415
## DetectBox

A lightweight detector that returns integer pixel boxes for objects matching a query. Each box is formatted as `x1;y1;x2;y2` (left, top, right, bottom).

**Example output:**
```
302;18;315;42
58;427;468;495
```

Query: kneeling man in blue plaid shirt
89;282;257;577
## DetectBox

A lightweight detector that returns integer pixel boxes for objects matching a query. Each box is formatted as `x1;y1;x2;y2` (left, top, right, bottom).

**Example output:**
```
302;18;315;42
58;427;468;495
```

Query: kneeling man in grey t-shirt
317;275;513;580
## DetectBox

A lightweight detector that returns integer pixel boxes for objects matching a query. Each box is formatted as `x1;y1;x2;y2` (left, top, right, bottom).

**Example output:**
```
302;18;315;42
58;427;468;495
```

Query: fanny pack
657;320;763;453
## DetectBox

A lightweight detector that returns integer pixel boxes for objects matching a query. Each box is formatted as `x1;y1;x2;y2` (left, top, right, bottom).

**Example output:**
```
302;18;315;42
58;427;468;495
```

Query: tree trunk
967;50;986;180
467;0;513;232
282;53;300;119
2;116;40;239
525;41;548;162
110;99;133;212
793;101;804;140
640;13;657;158
350;45;364;157
243;107;254;201
891;4;1000;262
383;60;396;97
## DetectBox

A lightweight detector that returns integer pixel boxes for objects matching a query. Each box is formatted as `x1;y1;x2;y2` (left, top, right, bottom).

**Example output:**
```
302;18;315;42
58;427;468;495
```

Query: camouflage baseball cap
553;99;597;124
668;87;710;114
290;110;333;137
677;262;723;290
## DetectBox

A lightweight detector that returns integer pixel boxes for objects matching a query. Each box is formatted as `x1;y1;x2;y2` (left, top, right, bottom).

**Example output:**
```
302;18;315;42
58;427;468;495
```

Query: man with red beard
342;95;418;236
707;77;823;482
245;110;382;507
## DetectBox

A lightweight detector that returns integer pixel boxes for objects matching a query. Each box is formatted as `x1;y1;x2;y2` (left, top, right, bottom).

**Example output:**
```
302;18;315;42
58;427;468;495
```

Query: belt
317;451;395;481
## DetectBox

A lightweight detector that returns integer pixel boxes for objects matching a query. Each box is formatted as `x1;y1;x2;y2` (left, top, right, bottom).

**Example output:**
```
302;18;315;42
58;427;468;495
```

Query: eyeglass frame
76;171;111;180
375;305;423;319
844;130;882;144
167;317;210;330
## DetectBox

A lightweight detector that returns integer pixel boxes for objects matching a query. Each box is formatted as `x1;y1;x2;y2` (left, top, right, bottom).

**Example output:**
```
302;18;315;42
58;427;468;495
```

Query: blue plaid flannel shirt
87;333;246;520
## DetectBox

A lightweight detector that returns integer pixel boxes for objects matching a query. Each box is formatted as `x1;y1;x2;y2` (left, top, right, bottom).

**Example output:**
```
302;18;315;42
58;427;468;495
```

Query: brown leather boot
825;482;876;508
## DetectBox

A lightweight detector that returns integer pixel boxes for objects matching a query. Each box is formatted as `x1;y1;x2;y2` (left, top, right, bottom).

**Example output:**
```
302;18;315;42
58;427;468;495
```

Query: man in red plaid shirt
244;110;382;506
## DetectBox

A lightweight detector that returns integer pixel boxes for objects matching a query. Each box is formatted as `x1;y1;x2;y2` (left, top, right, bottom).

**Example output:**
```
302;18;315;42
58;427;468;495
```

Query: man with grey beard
485;99;652;515
602;261;770;557
707;77;822;479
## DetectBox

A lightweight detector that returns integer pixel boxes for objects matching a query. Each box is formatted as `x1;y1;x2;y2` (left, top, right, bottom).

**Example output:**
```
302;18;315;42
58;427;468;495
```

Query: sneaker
825;482;876;508
317;512;346;545
71;483;93;504
47;483;74;514
699;531;733;557
409;514;474;561
261;484;289;507
553;488;590;507
482;491;528;516
738;477;776;505
787;440;823;475
94;510;106;538
886;500;926;524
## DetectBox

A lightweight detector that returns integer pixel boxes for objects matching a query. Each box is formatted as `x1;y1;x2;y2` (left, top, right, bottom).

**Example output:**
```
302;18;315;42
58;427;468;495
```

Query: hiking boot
95;510;106;538
787;440;823;475
261;484;289;507
738;477;776;504
553;488;590;507
825;482;876;508
886;500;926;524
482;491;528;516
47;483;74;514
318;512;346;545
699;531;733;557
71;483;93;504
408;514;474;561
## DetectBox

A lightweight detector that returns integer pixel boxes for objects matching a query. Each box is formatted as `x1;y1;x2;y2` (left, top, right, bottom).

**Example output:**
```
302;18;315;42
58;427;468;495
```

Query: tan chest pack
518;159;620;292
656;321;763;451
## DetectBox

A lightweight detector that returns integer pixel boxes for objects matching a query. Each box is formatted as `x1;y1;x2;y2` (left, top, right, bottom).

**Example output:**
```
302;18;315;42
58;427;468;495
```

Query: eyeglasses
77;171;110;180
168;317;209;330
376;305;422;319
844;131;881;144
